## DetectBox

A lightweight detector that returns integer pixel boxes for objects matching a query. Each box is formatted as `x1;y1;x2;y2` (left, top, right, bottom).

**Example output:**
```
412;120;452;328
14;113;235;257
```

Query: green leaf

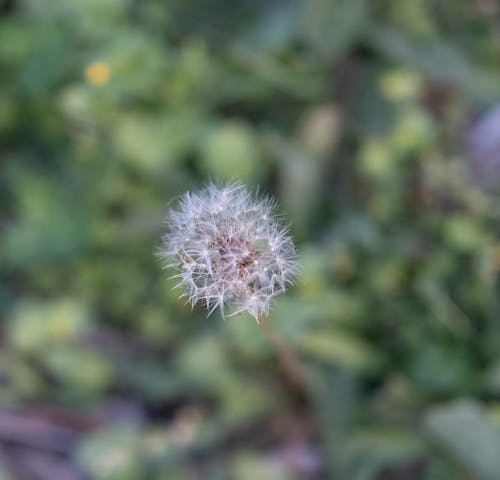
8;299;91;353
299;331;382;372
344;428;424;480
200;121;264;182
369;26;500;101
301;0;369;59
76;426;144;480
425;400;500;480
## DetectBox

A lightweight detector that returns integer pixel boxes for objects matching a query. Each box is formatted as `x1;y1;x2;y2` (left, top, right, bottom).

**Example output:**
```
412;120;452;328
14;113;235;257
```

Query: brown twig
257;314;306;392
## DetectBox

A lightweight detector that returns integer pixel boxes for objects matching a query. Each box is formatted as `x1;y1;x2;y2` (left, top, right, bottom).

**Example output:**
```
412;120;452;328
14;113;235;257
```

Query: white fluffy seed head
159;183;298;320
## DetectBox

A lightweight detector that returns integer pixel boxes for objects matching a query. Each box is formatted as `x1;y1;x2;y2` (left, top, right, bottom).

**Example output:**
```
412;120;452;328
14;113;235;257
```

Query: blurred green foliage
1;0;500;479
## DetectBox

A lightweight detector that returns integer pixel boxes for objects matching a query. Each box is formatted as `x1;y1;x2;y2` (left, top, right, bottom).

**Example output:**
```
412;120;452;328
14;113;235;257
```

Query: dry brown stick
258;314;306;392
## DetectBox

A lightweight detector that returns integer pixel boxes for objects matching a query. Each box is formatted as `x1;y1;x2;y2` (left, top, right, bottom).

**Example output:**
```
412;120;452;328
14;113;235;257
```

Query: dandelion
159;183;304;389
159;183;297;321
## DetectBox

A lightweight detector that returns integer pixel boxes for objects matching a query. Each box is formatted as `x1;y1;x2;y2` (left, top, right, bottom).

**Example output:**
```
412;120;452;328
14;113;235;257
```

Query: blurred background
2;0;500;479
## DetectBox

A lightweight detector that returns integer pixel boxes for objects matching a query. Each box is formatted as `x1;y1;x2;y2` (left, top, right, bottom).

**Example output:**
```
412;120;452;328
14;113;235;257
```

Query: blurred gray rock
468;104;500;189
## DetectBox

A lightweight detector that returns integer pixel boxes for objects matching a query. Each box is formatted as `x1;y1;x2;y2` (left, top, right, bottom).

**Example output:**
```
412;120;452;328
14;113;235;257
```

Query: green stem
258;314;306;392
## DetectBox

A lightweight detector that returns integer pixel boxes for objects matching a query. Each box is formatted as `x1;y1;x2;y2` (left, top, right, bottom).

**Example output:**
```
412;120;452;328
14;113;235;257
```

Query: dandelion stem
258;314;306;392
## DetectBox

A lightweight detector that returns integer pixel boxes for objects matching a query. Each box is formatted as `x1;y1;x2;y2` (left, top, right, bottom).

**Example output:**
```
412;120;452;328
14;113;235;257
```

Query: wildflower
160;183;297;320
84;61;111;86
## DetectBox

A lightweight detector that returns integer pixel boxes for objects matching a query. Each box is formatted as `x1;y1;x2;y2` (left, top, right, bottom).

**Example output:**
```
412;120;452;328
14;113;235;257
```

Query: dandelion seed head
160;183;298;320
